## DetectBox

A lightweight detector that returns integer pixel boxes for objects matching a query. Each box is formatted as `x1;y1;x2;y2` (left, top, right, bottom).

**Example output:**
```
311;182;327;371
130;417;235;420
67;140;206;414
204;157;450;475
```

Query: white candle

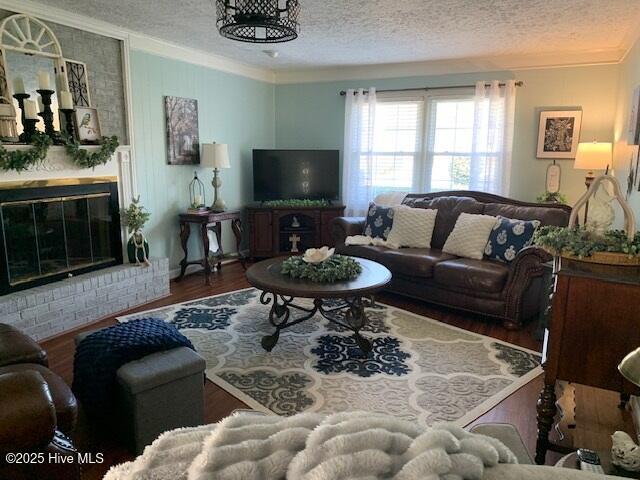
13;76;25;94
195;194;202;206
38;70;50;90
59;91;73;110
24;100;38;119
37;97;44;113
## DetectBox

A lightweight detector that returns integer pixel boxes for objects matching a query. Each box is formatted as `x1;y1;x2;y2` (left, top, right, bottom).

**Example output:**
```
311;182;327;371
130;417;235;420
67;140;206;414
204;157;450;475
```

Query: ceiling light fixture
216;0;300;44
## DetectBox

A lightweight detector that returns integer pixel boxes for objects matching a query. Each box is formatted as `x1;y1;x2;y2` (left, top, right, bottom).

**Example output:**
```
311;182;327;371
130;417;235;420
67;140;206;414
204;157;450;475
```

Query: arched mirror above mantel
0;13;69;138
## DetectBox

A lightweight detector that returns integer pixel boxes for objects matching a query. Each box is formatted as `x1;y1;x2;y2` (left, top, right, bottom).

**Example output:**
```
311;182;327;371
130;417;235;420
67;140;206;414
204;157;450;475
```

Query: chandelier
216;0;300;43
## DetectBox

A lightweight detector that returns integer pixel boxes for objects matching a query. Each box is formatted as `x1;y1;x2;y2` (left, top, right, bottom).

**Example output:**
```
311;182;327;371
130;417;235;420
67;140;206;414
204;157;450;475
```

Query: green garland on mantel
281;254;362;283
0;132;119;172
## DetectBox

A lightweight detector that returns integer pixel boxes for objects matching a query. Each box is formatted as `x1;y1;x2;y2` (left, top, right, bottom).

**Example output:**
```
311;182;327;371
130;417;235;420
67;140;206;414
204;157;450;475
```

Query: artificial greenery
536;191;567;204
61;133;119;169
263;199;330;208
0;132;52;172
534;225;640;258
0;132;119;172
281;254;362;283
122;196;151;232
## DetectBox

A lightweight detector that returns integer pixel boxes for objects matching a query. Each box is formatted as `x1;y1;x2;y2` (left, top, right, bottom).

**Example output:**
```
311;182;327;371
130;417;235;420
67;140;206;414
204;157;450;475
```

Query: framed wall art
536;110;583;159
165;96;199;165
65;59;91;107
74;106;101;143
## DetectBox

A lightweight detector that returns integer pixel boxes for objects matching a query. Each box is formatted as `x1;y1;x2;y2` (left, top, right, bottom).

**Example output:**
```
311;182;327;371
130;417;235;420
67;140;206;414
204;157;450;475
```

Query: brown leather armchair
0;324;80;480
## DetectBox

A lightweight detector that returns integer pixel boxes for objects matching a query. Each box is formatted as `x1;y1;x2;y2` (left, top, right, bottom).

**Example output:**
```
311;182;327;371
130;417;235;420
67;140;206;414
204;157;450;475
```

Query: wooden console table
177;210;246;285
535;262;640;464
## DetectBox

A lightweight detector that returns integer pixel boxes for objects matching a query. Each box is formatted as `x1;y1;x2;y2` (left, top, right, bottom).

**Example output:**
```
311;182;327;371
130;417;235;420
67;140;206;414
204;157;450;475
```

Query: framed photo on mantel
536;110;583;159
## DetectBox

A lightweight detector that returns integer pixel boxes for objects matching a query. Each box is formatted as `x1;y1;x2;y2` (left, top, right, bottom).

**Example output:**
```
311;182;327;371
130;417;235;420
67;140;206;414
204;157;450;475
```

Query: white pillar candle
195;194;202;206
38;70;50;90
59;91;73;110
13;76;25;94
24;100;38;119
37;97;44;113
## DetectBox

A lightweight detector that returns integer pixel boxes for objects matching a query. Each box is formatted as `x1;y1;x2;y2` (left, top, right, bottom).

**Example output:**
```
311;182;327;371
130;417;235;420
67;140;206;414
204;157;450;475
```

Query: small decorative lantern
0;97;19;142
188;171;206;211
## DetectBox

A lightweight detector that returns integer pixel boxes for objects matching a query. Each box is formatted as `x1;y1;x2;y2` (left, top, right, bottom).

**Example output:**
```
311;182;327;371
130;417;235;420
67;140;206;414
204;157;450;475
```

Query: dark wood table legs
535;381;558;464
176;210;245;285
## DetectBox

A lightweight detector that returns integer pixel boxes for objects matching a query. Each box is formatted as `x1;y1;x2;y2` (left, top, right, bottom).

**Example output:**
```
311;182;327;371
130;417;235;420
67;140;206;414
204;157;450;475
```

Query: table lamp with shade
201;143;230;212
574;141;612;224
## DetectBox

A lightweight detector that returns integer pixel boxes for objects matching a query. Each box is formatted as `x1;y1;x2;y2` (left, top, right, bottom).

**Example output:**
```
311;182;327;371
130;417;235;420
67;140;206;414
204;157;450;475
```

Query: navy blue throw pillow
363;203;395;240
484;216;541;263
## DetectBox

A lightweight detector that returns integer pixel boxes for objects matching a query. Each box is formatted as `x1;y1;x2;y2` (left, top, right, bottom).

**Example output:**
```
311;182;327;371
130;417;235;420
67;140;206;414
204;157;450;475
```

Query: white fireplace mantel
0;144;137;210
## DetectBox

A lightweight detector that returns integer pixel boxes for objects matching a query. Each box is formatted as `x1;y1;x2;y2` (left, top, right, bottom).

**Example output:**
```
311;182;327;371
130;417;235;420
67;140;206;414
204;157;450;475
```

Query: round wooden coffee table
246;257;392;354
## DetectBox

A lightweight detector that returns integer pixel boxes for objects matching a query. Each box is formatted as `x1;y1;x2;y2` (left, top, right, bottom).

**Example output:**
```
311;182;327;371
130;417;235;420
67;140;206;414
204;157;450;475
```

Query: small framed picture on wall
536;110;583;159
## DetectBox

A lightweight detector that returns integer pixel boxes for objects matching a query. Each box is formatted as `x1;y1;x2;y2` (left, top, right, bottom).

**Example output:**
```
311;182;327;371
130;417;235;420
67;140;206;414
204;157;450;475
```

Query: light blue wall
130;50;275;270
613;36;640;220
275;65;619;205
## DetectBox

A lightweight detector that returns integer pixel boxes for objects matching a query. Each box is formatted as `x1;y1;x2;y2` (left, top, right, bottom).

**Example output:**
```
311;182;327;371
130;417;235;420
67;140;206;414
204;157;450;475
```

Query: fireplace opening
0;178;122;295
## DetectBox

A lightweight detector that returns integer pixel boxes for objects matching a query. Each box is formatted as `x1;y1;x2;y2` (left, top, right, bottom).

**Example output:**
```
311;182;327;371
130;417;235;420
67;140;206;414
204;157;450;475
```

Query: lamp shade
201;143;230;169
619;347;640;387
574;141;612;171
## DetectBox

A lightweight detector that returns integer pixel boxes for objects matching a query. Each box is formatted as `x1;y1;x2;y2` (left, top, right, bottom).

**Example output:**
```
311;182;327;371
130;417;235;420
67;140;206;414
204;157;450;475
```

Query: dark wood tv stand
247;204;345;259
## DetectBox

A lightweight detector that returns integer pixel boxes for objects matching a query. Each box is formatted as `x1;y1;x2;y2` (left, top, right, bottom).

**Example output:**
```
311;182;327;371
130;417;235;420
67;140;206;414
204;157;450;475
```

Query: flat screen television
253;149;340;202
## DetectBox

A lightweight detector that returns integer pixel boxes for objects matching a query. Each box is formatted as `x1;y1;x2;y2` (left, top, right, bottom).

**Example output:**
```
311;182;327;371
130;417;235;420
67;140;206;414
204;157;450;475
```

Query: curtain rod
339;81;523;96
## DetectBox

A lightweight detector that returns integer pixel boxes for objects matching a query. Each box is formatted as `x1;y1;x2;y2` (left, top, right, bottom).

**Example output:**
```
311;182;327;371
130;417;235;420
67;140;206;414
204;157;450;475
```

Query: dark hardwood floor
40;261;634;479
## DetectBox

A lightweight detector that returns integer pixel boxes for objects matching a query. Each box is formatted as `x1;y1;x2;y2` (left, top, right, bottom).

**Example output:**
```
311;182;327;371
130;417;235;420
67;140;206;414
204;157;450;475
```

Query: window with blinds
426;96;475;191
359;97;424;195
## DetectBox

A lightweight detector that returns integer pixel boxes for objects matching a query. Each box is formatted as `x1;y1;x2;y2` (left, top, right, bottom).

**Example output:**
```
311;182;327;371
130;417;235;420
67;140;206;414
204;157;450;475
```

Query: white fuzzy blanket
104;411;518;480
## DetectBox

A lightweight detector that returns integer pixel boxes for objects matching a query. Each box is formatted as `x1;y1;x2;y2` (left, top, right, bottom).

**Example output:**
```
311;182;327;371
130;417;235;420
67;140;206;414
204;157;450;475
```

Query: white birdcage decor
189;171;206;211
0;96;18;142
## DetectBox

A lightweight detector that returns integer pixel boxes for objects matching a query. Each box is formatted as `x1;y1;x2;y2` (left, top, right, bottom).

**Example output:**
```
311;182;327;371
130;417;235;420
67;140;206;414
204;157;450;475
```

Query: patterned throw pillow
363;203;395;240
484;216;541;263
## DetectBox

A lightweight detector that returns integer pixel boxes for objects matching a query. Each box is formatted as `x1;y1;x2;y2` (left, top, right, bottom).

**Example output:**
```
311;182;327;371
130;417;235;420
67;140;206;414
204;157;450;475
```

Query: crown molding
273;48;625;85
0;0;275;83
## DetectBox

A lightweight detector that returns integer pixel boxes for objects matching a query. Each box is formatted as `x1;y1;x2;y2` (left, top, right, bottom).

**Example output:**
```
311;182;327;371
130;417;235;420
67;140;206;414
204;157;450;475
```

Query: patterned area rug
117;288;541;427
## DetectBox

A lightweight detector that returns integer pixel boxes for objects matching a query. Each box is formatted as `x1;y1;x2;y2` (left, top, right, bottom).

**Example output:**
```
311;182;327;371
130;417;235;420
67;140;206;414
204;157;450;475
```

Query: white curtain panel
470;80;517;195
342;87;377;216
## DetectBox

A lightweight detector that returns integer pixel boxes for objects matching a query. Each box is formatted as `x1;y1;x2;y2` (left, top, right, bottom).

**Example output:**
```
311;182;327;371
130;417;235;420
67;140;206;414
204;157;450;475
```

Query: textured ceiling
32;0;640;71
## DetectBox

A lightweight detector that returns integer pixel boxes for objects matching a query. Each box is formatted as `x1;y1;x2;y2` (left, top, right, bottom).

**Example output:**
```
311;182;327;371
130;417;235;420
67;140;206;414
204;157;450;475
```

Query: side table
177;210;246;285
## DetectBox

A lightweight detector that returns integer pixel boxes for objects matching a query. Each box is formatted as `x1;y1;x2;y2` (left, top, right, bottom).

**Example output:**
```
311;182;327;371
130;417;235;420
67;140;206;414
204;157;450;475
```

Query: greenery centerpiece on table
263;199;330;208
281;247;362;283
534;226;640;262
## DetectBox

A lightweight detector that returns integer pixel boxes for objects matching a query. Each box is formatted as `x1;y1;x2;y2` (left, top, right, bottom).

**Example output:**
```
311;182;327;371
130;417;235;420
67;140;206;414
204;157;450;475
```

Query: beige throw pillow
386;206;438;249
442;213;499;260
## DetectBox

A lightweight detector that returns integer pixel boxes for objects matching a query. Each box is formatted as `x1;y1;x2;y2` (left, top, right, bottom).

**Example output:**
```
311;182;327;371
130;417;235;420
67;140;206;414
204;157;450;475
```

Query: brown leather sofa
332;191;571;329
0;323;80;480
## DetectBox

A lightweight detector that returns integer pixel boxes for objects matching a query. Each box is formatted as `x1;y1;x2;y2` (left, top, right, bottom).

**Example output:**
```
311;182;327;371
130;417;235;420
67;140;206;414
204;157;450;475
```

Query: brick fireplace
0;177;122;295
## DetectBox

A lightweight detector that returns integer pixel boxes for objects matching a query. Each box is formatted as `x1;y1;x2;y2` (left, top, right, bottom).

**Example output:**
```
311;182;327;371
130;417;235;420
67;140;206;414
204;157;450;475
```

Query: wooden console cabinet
247;205;345;258
535;263;640;464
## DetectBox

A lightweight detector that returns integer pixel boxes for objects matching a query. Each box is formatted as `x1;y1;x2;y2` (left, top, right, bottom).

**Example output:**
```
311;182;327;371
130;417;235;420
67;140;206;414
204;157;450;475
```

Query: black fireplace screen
0;181;122;295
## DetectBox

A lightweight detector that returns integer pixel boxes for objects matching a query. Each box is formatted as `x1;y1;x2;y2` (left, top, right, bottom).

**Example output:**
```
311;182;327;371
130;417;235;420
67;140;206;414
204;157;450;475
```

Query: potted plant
122;196;151;266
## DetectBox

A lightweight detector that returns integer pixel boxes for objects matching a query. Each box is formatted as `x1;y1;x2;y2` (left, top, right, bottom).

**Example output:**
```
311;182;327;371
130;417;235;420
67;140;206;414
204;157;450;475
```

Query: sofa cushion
483;202;569;227
335;244;388;262
402;196;485;249
387;206;438;248
485;216;540;263
434;258;509;293
379;248;456;278
363;203;395;240
0;363;77;433
442;213;498;260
